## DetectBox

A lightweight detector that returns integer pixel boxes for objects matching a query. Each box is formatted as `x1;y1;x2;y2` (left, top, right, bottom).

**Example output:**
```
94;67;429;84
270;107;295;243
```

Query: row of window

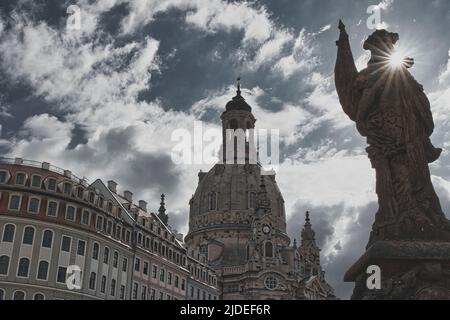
2;186;191;272
0;170;119;214
133;257;186;290
207;191;257;211
0;225;129;276
7;194;92;222
87;272;126;298
131;282;179;300
135;232;186;267
188;285;218;300
0;288;45;300
4;193;136;247
188;264;217;286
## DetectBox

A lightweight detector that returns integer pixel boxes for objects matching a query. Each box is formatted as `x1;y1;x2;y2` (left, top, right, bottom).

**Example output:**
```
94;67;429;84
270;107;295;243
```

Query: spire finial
305;211;310;222
158;194;168;226
236;77;241;96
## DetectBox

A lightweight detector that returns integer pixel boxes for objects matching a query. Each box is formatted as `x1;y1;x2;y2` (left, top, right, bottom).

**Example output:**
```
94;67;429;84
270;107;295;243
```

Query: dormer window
208;192;217;211
15;173;26;185
0;170;9;183
76;187;83;198
63;183;71;195
31;175;41;188
98;197;104;208
88;192;95;203
107;202;113;213
47;178;57;191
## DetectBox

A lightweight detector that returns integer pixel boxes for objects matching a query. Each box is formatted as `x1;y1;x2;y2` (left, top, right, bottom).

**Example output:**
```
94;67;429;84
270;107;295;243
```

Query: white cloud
378;0;395;10
439;50;450;85
273;29;319;79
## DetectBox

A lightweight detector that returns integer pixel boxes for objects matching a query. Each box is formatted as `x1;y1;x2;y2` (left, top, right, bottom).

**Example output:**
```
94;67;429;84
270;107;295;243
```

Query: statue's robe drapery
335;29;448;245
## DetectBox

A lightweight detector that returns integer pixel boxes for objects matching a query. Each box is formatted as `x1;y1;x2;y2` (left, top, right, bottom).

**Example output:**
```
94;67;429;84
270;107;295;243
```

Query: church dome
225;93;252;112
185;164;287;247
225;77;252;112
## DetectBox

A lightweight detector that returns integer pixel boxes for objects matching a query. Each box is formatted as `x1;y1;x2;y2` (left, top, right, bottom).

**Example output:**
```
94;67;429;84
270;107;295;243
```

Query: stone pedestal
344;241;450;300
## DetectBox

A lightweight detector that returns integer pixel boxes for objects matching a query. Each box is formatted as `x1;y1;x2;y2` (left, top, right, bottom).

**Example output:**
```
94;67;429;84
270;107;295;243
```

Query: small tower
158;194;169;226
298;211;321;277
220;78;257;164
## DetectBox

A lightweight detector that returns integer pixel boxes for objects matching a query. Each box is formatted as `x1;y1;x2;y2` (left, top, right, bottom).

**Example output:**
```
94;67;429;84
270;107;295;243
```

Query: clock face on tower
262;224;271;234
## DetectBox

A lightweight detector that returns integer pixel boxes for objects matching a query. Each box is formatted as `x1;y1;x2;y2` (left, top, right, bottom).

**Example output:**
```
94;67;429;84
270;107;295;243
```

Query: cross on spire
236;77;241;96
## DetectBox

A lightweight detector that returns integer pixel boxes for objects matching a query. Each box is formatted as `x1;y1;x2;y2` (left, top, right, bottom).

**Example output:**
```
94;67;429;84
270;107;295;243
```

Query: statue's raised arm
334;20;359;121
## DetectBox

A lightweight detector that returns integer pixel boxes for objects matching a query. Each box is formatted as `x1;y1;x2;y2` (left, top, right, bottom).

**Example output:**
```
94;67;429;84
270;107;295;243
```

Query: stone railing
0;157;90;186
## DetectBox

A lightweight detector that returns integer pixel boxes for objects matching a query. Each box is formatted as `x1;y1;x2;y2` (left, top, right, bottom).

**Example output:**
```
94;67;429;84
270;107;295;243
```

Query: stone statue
335;20;450;247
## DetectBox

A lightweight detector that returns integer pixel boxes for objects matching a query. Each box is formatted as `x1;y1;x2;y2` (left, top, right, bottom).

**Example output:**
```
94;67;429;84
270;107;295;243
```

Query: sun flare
389;50;405;68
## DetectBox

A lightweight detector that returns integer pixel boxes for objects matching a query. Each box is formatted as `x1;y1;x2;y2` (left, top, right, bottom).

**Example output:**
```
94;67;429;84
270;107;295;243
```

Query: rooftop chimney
64;170;72;178
42;162;50;170
107;180;118;193
14;158;23;165
124;190;133;202
139;200;147;212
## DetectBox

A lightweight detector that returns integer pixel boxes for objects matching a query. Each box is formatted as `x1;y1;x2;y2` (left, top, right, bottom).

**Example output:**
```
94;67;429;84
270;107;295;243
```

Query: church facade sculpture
335;21;450;300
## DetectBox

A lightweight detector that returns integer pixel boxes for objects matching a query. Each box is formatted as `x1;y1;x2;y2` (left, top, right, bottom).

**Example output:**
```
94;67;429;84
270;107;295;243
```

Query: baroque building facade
0;158;219;300
185;84;336;300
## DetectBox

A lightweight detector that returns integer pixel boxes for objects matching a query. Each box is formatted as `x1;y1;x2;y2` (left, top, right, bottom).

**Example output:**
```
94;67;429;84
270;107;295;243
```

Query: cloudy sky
1;0;450;299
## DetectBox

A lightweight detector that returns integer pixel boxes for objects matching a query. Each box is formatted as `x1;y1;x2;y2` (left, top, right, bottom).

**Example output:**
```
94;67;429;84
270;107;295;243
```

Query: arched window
264;241;273;258
28;197;40;214
31;175;42;188
208;192;217;211
100;275;107;293
113;251;118;268
63;182;71;195
248;191;256;209
13;290;25;300
246;245;250;260
15;173;26;185
77;187;84;198
33;293;45;300
0;255;10;275
110;279;116;296
65;205;76;221
0;170;8;183
47;178;57;191
2;224;15;242
22;226;35;245
37;261;49;280
138;233;143;245
17;257;30;277
92;243;99;260
103;247;109;264
89;272;96;290
42;230;53;248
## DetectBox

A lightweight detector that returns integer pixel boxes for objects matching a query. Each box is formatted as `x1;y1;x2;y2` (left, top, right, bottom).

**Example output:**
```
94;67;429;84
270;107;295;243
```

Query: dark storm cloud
118;151;181;194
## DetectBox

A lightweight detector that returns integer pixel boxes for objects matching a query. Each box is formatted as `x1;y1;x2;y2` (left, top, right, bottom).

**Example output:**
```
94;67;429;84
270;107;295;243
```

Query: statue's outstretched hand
404;57;414;69
336;20;348;46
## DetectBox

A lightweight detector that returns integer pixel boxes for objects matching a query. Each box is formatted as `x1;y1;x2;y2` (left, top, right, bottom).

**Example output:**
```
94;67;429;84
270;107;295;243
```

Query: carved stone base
344;241;450;300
